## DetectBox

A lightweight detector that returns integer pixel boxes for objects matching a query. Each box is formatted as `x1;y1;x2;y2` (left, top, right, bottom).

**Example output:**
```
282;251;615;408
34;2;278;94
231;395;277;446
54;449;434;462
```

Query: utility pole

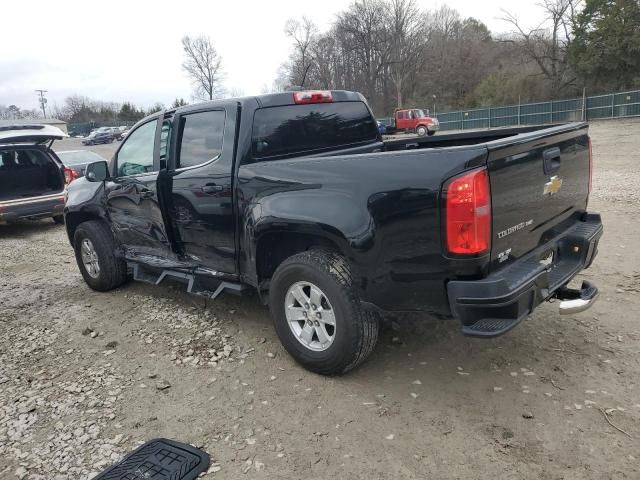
35;90;48;118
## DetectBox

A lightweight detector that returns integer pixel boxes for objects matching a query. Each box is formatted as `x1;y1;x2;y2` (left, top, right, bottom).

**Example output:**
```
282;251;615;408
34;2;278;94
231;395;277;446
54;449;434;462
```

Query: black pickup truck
64;90;602;375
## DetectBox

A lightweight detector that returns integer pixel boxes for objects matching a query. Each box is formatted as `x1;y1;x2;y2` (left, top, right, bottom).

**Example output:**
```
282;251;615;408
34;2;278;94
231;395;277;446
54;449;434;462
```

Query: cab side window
116;120;156;177
176;110;225;169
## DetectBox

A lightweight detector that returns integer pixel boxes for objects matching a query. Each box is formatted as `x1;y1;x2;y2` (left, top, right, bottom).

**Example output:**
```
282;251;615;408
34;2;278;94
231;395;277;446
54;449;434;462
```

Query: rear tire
53;215;64;225
73;220;127;291
269;249;379;375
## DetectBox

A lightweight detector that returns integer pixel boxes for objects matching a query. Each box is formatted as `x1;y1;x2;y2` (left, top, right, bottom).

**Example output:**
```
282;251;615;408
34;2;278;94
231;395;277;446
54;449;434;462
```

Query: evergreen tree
570;0;640;90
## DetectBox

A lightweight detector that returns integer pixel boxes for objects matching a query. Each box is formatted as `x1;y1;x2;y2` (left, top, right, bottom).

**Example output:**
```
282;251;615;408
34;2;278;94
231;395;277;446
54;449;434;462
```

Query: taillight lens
64;167;79;185
587;137;593;196
293;90;333;104
444;167;491;255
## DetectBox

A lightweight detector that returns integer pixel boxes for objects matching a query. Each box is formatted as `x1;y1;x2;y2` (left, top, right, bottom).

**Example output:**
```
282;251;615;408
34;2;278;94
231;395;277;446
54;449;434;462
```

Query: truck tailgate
486;123;590;271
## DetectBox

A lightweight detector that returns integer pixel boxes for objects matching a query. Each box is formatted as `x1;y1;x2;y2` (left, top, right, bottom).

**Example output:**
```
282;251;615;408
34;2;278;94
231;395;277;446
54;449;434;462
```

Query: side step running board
130;263;245;300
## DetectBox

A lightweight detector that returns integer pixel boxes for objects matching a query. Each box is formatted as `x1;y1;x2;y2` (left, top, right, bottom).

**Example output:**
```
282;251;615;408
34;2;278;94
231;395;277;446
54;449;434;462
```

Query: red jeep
393;108;439;136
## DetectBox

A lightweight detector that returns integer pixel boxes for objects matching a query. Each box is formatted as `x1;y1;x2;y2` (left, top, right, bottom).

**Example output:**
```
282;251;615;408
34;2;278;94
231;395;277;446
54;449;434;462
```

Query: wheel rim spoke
300;324;314;344
291;285;309;307
314;324;330;345
309;287;322;307
286;306;306;321
320;308;336;326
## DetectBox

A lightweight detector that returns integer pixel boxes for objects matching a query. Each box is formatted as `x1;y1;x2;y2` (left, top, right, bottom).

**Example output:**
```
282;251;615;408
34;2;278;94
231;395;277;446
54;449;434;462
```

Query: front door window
116;120;157;177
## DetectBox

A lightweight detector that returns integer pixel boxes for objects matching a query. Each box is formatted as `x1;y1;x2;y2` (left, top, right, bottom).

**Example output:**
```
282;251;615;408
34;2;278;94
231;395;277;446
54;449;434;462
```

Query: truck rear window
251;101;377;160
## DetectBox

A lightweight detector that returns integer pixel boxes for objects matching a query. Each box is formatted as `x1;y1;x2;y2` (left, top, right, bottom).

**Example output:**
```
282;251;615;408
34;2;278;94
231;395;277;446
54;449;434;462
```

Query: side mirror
85;160;109;182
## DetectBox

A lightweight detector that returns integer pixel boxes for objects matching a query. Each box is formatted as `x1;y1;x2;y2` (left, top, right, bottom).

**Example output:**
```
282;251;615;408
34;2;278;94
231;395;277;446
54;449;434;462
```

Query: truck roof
139;90;369;124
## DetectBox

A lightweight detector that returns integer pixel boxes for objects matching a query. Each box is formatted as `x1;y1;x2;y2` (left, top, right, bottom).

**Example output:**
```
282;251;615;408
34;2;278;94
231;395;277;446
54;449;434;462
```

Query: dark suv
82;131;114;145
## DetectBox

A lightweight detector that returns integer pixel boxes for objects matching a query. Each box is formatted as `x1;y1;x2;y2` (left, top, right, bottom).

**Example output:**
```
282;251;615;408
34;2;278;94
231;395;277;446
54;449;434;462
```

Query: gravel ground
1;119;639;479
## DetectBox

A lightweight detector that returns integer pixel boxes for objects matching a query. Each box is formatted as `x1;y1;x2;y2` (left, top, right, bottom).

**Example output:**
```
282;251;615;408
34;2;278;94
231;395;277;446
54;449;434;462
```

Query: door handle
543;147;561;175
201;184;224;194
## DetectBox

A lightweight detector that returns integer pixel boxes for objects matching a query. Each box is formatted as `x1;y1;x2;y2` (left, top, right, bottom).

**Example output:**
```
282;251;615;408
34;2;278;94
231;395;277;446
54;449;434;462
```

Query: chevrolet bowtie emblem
544;175;563;195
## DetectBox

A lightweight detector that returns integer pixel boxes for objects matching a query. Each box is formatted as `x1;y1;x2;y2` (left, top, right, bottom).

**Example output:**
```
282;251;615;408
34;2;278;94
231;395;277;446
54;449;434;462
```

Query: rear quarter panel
237;146;487;313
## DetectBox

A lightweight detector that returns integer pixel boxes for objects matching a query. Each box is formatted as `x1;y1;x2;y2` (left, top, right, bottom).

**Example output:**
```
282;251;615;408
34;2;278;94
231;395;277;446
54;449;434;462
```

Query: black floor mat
92;438;209;480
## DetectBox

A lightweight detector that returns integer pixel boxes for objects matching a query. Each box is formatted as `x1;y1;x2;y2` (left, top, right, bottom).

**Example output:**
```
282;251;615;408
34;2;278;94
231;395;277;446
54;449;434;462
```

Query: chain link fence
437;89;640;131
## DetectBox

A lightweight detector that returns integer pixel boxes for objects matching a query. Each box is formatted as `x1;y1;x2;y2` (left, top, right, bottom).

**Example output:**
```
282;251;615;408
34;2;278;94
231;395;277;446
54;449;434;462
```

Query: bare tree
0;105;23;120
419;8;495;108
226;87;246;98
181;35;224;101
501;0;581;95
335;0;390;106
65;95;90;118
386;0;427;108
276;0;591;114
264;65;291;93
284;17;318;87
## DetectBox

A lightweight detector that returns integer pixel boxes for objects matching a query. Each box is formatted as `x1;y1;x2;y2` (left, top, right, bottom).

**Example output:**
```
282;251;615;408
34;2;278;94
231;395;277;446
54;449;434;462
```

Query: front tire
416;125;427;136
73;220;127;291
269;250;379;375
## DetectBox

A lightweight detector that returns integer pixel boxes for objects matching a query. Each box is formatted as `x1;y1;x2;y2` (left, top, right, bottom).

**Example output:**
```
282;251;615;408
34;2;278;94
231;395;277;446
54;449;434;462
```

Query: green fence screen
437;89;640;131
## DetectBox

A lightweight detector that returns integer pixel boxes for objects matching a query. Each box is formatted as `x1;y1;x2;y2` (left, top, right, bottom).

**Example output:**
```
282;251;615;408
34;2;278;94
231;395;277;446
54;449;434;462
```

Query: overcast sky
0;0;543;113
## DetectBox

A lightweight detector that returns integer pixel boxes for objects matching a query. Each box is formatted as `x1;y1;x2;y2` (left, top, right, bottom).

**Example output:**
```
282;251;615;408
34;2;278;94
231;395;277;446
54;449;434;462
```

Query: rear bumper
447;213;603;337
0;193;65;223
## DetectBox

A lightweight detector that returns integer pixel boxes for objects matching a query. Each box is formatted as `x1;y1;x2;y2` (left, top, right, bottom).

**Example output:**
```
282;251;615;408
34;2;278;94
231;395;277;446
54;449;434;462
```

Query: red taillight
587;137;593;196
64;167;79;185
293;90;333;104
444;167;491;255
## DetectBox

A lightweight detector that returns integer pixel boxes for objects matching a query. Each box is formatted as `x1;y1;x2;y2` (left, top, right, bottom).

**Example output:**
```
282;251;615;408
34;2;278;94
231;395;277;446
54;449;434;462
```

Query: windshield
414;109;427;118
57;150;105;166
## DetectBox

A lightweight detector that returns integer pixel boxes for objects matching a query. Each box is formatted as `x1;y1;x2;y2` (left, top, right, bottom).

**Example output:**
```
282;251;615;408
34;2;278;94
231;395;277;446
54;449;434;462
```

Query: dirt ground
1;119;639;479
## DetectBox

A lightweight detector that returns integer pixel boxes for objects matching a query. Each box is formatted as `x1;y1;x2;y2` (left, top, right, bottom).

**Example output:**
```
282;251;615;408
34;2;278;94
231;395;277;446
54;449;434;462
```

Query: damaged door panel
106;117;173;259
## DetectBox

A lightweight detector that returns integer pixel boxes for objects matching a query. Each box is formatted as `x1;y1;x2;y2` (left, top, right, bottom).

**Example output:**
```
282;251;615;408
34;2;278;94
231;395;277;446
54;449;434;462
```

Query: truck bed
383;124;568;151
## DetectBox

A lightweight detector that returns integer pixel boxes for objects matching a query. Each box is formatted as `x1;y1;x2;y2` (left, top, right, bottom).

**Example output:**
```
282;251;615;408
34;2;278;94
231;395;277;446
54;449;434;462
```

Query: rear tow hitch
554;280;599;315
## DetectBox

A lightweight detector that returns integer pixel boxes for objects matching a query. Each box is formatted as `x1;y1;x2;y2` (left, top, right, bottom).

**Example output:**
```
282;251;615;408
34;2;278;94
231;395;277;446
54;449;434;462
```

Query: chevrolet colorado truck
64;90;602;375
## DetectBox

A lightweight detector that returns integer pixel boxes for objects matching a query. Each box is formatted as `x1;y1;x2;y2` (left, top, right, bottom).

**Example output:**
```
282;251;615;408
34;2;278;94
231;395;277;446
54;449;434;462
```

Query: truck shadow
116;278;596;394
345;306;598;396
